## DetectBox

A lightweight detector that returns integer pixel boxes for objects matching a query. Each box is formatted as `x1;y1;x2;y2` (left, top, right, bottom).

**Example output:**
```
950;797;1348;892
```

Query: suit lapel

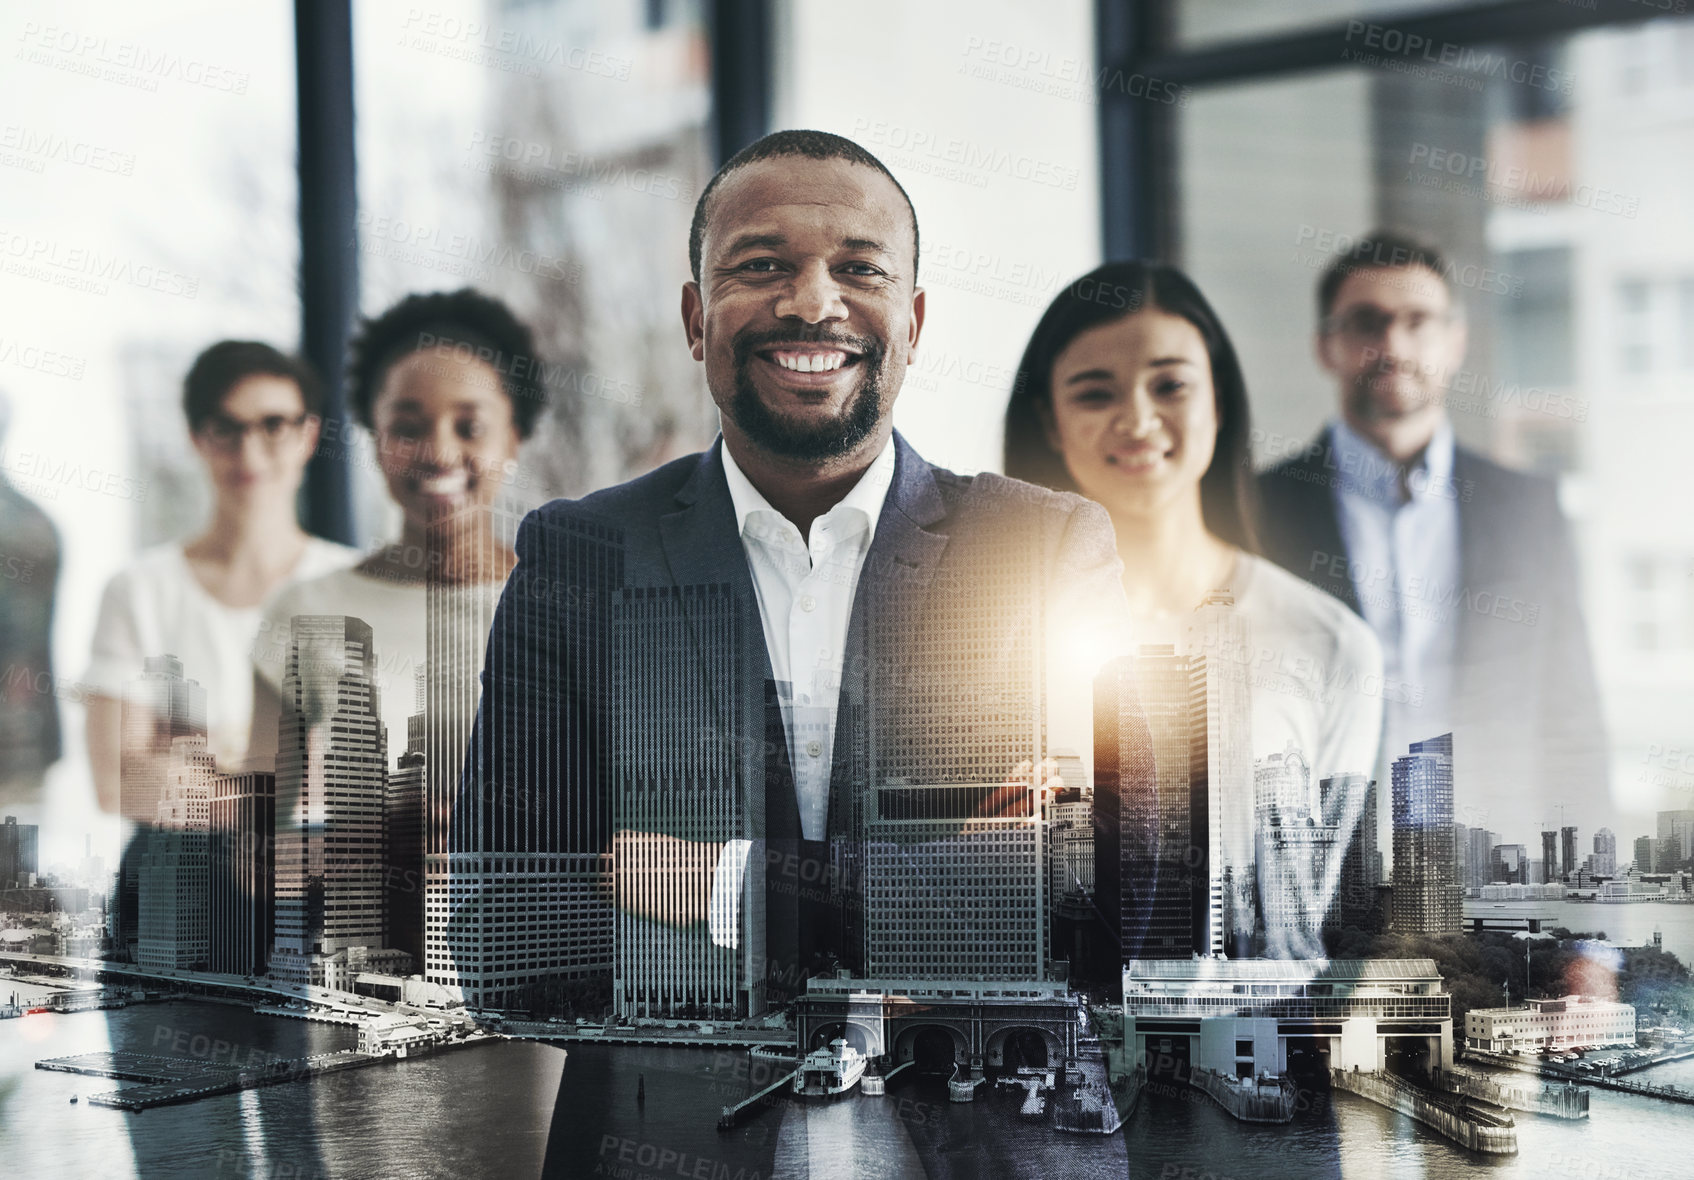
827;434;949;838
656;441;774;736
1296;430;1362;616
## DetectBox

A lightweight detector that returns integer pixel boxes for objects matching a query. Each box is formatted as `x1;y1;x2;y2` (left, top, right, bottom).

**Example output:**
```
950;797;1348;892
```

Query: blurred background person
0;389;63;823
247;288;541;780
82;341;357;812
1257;231;1606;840
1005;260;1382;958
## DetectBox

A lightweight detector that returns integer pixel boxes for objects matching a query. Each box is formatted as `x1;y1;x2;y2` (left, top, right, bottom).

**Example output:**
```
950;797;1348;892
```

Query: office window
1616;279;1652;375
353;0;715;543
1173;14;1694;800
0;0;299;841
1172;0;1474;51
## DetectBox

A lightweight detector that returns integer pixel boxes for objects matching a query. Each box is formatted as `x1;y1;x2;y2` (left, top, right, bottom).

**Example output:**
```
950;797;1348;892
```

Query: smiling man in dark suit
1257;229;1607;854
451;130;1132;1175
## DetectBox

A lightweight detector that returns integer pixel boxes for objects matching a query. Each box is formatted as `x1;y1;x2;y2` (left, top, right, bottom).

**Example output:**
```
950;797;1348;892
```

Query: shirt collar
719;435;896;546
1329;415;1456;506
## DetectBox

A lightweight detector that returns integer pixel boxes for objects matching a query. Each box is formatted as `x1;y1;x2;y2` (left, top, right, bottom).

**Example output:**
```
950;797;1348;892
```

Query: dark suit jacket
451;431;1133;1020
1257;427;1608;835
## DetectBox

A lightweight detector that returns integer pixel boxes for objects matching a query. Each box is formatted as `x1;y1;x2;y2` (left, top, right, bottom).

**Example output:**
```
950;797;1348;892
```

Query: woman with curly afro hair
247;288;546;776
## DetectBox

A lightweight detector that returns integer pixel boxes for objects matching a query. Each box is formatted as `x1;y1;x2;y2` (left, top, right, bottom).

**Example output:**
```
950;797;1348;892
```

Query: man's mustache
732;326;884;364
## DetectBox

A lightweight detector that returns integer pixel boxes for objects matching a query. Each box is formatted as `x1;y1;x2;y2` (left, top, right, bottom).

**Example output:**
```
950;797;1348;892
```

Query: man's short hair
1317;229;1452;321
347;288;545;439
183;341;324;432
688;129;920;285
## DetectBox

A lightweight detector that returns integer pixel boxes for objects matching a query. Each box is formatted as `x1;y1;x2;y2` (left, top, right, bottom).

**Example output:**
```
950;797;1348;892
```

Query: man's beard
726;328;889;462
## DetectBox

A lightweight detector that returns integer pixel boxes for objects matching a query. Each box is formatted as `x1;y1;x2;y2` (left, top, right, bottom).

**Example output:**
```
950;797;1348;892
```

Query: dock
1331;1068;1516;1154
37;1037;492;1111
502;1023;796;1051
1464;1048;1694;1104
716;1066;797;1130
1445;1064;1588;1119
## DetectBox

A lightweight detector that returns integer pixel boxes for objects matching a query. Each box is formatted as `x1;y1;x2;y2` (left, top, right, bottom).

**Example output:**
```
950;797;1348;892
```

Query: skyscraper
1561;826;1579;880
1655;810;1694;873
386;711;426;970
1491;844;1527;886
1098;647;1190;961
137;735;214;970
1324;772;1379;934
120;655;208;826
1541;830;1559;884
0;815;38;888
1255;744;1330;958
1467;827;1496;892
1187;591;1253;958
1391;733;1461;935
1634;835;1656;874
117;654;206;960
612;584;753;1018
270;616;387;987
1592;828;1617;877
444;512;622;1012
209;771;274;976
1046;786;1094;902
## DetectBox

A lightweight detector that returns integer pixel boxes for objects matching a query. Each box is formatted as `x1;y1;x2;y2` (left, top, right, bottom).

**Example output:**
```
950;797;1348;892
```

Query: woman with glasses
1004;261;1384;960
83;341;358;809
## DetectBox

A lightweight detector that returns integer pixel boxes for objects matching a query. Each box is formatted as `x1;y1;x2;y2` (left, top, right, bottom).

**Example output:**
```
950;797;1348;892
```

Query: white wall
775;0;1102;475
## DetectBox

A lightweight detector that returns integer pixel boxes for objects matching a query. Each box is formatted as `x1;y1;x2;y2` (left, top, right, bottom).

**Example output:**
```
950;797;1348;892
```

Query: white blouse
252;565;498;773
84;538;360;767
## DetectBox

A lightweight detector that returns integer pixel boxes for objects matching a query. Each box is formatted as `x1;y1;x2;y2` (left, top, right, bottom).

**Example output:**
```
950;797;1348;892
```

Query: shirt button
800;595;817;613
806;740;824;758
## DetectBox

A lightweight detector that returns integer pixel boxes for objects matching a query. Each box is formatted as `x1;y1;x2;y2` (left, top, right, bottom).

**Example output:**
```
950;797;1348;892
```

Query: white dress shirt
720;437;896;840
1329;416;1460;775
705;439;895;951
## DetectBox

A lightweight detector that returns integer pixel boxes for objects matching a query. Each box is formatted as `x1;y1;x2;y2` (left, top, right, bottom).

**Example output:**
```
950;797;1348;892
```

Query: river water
4;998;1694;1178
1479;899;1694;964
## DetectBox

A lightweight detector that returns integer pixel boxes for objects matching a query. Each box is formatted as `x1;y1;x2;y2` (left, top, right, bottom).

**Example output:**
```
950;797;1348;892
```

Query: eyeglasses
1323;307;1454;341
199;412;310;451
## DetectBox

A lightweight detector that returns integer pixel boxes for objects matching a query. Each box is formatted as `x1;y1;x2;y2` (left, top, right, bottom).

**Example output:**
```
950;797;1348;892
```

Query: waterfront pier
1331;1068;1517;1154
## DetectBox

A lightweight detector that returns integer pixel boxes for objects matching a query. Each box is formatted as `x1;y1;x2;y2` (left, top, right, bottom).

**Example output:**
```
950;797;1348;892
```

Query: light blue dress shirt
1328;416;1460;773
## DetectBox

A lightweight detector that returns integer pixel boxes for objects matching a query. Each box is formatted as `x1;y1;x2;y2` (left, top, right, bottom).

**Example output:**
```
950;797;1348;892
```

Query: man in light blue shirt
1260;230;1607;866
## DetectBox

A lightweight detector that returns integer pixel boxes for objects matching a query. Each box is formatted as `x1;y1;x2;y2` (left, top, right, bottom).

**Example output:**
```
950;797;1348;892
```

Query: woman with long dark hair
1006;261;1382;958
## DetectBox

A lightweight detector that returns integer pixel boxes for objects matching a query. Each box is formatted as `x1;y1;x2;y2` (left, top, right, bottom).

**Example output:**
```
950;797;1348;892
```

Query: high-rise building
0;815;39;888
1391;733;1461;934
1324;772;1378;935
1655;810;1694;873
137;735;214;970
862;538;1059;982
612;584;753;1018
1634;835;1656;874
1592;828;1617;877
442;512;621;1012
209;771;274;976
385;711;426;970
116;654;206;960
1467;827;1497;892
1491;844;1528;886
1187;592;1253;958
270;616;387;987
1541;831;1560;883
120;655;208;825
1255;744;1329;958
1098;647;1190;961
1561;826;1580;880
1046;787;1094;902
1047;748;1089;796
